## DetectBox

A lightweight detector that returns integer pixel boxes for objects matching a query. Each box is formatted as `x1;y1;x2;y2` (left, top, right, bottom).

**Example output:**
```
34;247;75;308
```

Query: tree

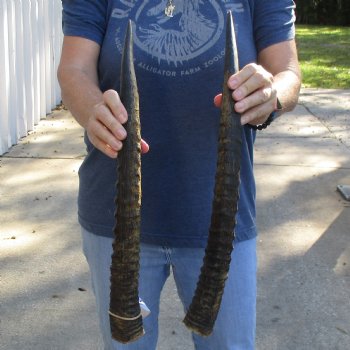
296;0;350;26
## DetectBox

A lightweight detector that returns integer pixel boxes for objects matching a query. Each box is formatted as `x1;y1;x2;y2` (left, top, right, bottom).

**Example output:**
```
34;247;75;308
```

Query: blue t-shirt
62;0;295;247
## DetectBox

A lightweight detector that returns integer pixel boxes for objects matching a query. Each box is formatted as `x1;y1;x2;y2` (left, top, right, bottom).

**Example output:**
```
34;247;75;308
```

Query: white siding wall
0;0;63;155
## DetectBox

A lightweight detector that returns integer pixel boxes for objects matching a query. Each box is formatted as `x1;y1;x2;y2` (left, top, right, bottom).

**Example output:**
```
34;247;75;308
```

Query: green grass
296;25;350;88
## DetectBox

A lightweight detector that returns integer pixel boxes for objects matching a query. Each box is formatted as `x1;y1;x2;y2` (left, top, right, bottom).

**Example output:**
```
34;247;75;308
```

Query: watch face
276;97;283;111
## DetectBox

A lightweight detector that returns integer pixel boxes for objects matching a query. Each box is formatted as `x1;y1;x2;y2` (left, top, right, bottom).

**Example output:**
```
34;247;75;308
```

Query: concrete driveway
1;89;349;349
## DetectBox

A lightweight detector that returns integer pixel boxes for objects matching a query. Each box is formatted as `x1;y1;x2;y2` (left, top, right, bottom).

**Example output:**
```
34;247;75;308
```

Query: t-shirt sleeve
254;0;296;52
61;0;107;45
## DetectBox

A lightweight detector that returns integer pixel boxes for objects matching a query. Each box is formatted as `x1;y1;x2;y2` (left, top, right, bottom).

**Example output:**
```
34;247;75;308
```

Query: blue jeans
81;228;257;350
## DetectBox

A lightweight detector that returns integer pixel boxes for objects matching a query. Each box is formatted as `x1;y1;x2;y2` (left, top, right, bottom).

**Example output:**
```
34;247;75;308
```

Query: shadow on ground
1;94;350;349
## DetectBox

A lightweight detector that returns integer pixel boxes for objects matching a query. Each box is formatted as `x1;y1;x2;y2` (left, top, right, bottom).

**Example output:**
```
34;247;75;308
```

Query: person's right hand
86;89;149;158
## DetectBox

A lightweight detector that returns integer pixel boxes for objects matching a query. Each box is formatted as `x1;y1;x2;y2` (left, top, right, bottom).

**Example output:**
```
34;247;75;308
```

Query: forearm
273;68;301;115
259;40;301;115
58;65;103;129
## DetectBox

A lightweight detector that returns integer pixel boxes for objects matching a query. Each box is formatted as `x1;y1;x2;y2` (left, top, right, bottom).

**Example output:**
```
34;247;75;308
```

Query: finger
229;64;273;102
234;86;275;114
94;102;127;141
228;63;259;90
213;94;222;108
103;143;119;158
87;130;120;158
240;102;273;126
233;72;272;102
141;139;150;154
103;89;128;124
88;119;124;152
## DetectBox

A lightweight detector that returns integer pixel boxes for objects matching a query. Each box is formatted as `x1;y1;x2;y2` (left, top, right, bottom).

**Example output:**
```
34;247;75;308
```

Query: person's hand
214;63;278;126
86;89;149;158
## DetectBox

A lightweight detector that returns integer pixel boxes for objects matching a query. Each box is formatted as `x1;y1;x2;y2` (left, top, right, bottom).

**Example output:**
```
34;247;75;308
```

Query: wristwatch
276;97;283;111
246;97;282;131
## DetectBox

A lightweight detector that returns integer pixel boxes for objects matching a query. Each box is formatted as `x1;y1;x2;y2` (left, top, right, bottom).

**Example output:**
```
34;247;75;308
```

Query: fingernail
119;114;127;124
234;89;243;99
111;140;122;150
117;128;127;139
229;77;238;88
110;149;118;158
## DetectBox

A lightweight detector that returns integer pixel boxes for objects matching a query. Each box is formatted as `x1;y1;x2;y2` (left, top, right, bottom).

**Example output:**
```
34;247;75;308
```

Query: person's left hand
214;63;278;126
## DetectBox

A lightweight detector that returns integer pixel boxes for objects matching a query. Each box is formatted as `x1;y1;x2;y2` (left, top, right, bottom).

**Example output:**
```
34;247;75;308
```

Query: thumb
141;139;150;154
213;94;222;108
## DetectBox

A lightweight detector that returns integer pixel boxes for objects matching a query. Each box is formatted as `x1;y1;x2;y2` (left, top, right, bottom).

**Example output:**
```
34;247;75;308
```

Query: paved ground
1;89;349;349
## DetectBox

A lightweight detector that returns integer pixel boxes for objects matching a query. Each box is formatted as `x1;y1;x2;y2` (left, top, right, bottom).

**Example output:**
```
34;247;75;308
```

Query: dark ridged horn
183;11;242;336
109;20;144;343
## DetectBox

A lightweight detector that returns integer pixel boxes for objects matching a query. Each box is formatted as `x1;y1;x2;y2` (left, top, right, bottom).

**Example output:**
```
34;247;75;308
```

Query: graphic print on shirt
112;0;244;77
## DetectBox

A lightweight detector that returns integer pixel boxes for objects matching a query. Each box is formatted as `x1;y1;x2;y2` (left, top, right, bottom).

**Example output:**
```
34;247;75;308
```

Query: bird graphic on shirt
135;0;218;66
